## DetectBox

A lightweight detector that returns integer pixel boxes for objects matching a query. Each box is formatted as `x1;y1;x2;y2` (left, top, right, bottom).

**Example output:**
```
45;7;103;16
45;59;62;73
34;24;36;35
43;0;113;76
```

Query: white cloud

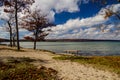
32;0;80;13
0;1;119;40
0;6;9;21
46;15;106;39
0;0;90;39
19;29;31;39
107;4;120;13
0;28;31;39
0;27;9;39
54;0;79;13
30;0;81;22
46;4;120;40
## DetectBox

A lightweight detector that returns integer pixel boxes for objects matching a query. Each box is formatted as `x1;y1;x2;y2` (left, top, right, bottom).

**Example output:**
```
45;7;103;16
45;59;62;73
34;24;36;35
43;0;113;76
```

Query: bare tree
0;0;34;50
0;7;15;47
21;9;52;49
7;21;13;47
103;8;120;20
94;4;120;35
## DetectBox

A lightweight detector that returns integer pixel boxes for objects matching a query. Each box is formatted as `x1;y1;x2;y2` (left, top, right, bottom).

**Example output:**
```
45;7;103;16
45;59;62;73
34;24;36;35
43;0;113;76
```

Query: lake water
19;42;120;56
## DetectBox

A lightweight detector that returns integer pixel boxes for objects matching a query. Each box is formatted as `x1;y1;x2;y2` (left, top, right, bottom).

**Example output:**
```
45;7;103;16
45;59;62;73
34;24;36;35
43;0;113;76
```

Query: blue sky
0;0;120;40
54;0;119;24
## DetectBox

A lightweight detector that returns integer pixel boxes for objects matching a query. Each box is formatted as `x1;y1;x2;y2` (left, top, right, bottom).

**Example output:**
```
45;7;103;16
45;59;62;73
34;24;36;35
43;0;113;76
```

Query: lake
19;42;120;56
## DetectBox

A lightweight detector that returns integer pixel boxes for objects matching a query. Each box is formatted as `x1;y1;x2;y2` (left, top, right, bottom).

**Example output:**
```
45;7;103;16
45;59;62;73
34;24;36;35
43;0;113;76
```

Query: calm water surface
20;42;120;56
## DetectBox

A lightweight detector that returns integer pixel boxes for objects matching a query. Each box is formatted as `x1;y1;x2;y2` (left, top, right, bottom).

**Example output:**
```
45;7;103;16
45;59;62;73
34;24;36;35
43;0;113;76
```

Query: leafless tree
0;0;34;50
21;9;52;49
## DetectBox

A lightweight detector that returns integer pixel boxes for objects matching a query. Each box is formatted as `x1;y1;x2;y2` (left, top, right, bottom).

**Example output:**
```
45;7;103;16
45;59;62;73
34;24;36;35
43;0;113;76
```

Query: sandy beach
0;45;120;80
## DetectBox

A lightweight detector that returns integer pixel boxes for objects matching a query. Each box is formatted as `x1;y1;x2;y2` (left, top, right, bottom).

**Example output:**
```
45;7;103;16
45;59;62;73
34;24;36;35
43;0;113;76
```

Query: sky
0;0;120;40
54;0;119;24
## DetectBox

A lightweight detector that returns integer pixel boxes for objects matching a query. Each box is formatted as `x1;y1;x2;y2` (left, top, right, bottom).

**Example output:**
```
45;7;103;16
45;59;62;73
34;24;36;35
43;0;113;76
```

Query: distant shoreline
0;39;120;42
44;39;120;42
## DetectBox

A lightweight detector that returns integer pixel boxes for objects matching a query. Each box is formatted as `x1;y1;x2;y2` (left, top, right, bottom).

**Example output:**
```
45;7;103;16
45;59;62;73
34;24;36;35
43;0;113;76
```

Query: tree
92;0;120;19
0;0;34;50
104;8;120;20
1;23;14;46
21;9;52;49
95;4;120;35
0;7;15;47
24;36;34;41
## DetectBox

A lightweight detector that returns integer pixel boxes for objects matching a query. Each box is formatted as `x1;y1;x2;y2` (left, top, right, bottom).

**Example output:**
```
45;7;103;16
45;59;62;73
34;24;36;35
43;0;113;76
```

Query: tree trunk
7;21;12;47
13;37;16;46
15;0;20;50
34;30;38;50
33;37;36;50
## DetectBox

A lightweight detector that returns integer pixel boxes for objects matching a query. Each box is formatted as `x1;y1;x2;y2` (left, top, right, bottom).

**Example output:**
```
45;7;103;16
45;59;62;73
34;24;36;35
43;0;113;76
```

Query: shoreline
1;41;120;56
0;45;120;80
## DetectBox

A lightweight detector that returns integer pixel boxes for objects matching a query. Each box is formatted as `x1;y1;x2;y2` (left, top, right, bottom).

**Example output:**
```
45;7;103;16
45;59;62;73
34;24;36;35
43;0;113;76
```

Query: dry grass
54;55;120;76
0;57;59;80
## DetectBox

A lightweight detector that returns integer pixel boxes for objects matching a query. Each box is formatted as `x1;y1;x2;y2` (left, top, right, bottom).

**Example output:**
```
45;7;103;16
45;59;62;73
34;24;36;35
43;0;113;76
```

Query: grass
36;49;56;54
0;57;59;80
53;55;120;76
0;47;26;52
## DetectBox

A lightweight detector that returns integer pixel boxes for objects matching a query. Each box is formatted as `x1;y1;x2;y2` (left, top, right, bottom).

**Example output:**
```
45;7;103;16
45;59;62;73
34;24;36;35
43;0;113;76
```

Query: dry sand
0;45;120;80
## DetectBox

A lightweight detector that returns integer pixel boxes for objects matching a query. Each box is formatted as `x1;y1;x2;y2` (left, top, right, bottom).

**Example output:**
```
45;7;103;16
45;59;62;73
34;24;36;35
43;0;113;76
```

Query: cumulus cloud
30;0;84;22
0;27;9;39
0;6;10;21
46;15;106;39
0;0;90;39
0;0;119;40
46;4;120;40
31;0;80;13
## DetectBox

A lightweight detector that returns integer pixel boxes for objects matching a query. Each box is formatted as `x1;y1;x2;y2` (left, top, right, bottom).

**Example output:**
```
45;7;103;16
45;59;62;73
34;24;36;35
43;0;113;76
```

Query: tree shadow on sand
0;57;59;80
0;57;48;64
0;47;26;52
